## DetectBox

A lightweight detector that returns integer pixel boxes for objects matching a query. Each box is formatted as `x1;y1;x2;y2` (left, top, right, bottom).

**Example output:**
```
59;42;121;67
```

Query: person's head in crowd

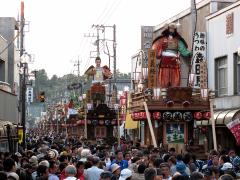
144;167;161;180
124;152;131;161
29;156;38;168
23;163;33;174
228;149;236;159
153;158;164;168
3;158;16;172
4;152;11;159
211;155;219;166
80;149;91;162
20;157;29;167
168;156;176;166
111;163;121;177
11;154;19;164
115;150;124;161
0;171;7;180
160;162;171;179
172;174;189;180
190;172;204;180
163;154;170;163
119;168;132;180
183;153;191;165
137;163;146;174
98;161;106;170
176;154;183;161
59;154;68;164
84;161;92;169
36;165;49;179
131;157;140;164
58;162;67;173
76;161;84;177
221;162;236;178
65;165;77;177
39;160;50;168
169;147;176;156
176;161;187;176
219;155;230;166
92;156;100;166
100;171;113;180
48;160;58;175
209;149;219;161
218;174;234;180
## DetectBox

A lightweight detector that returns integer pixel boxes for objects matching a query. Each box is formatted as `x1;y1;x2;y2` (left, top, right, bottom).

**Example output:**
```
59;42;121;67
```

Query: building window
234;53;240;95
215;56;228;96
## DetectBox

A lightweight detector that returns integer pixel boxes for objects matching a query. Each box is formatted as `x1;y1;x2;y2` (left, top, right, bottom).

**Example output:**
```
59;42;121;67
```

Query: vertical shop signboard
148;49;157;88
193;32;207;88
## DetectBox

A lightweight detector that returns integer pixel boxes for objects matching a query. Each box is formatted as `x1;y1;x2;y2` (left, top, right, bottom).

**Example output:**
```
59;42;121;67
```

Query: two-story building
206;0;240;152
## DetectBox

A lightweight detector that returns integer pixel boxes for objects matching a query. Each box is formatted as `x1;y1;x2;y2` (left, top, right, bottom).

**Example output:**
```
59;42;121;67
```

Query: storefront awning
196;109;240;126
125;114;138;129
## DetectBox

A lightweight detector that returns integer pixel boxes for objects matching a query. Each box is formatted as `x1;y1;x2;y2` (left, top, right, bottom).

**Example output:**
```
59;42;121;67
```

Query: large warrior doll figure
152;23;192;88
85;57;112;104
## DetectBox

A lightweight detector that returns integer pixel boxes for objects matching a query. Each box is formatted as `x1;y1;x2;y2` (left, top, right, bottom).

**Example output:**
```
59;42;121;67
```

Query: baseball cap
221;162;233;171
119;169;132;180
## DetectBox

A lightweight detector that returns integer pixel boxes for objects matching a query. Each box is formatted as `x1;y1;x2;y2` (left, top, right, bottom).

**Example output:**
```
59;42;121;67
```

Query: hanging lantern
81;120;86;125
163;112;172;121
99;120;104;125
173;112;182;121
87;120;92;125
111;120;117;125
183;112;193;122
139;112;147;119
105;120;111;126
135;112;140;120
203;112;211;120
92;120;98;126
194;112;202;120
153;112;161;120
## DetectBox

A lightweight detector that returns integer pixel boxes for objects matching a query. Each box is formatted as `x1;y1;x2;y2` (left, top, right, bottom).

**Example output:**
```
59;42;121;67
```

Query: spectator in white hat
119;168;132;180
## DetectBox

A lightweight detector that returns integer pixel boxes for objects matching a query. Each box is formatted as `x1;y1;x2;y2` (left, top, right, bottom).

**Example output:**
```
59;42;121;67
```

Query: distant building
0;17;19;91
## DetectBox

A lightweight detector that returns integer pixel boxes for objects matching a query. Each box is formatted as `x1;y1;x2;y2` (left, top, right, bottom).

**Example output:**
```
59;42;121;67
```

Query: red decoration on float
203;112;211;120
194;112;202;120
153;112;161;120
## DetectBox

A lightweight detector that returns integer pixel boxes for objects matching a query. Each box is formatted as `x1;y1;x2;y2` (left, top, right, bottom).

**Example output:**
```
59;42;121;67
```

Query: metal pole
97;28;100;57
117;108;120;147
210;98;217;150
84;104;87;139
143;102;157;147
22;65;26;149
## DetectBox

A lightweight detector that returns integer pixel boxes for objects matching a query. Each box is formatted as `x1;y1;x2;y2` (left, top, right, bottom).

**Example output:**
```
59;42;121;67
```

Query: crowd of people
0;132;239;180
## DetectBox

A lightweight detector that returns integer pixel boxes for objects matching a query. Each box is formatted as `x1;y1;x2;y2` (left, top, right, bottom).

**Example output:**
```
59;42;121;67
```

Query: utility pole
74;56;81;78
92;24;103;57
20;1;26;149
113;24;117;103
